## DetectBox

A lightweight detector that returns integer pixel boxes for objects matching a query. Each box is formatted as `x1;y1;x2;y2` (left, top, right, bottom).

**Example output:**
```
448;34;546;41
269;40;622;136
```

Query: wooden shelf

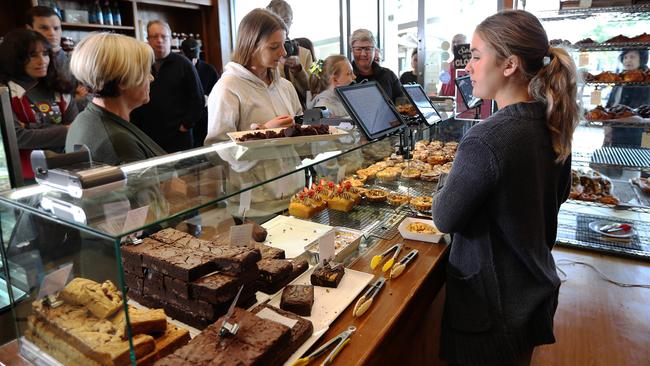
61;22;135;31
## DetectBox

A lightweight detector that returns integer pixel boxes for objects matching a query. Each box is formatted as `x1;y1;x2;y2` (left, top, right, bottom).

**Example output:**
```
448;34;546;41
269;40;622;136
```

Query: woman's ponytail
529;46;580;163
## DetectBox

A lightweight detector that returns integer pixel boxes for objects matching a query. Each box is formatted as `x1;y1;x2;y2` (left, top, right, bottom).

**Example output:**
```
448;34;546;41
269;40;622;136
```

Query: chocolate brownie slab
163;276;190;300
123;270;143;294
141;244;216;282
143;269;166;299
150;228;192;245
280;285;314;316
120;238;166;274
258;245;285;260
251;304;314;365
256;259;309;295
190;272;241;303
258;259;293;284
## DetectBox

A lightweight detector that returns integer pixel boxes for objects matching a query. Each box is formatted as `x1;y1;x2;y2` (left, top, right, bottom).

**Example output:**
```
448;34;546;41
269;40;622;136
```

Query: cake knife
219;284;245;337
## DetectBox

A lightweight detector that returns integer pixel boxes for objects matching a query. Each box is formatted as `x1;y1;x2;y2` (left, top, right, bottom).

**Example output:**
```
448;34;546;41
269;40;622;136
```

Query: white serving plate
261;216;334;258
398;217;444;243
227;126;348;148
264;267;373;366
588;220;636;239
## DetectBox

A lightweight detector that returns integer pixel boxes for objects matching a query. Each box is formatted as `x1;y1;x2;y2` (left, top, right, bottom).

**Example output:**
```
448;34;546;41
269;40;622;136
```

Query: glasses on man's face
352;46;374;54
147;34;170;41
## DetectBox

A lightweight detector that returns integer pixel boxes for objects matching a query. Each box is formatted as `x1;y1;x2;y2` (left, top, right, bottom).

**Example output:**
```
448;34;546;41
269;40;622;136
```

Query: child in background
308;55;355;117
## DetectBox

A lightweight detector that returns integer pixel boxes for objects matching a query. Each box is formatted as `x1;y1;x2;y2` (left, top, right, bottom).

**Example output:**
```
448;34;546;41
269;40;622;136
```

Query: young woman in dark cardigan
432;10;579;366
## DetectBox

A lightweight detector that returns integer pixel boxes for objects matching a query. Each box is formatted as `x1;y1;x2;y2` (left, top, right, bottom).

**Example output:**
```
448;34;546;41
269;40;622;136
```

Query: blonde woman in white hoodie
205;8;304;214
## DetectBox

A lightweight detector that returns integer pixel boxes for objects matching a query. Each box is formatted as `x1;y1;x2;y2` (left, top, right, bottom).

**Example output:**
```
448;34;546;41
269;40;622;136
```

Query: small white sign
590;89;602;105
336;164;347;183
230;223;253;247
318;229;336;264
579;53;590;67
255;307;298;328
238;183;252;216
37;263;73;299
122;205;149;237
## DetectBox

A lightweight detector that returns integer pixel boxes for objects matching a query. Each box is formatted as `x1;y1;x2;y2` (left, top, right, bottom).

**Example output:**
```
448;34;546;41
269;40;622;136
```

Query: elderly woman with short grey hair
349;28;403;102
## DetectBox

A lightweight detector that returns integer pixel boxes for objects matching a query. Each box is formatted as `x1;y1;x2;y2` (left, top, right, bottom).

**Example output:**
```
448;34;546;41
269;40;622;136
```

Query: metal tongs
292;325;356;366
219;284;245;337
389;249;419;280
353;277;386;317
370;243;402;271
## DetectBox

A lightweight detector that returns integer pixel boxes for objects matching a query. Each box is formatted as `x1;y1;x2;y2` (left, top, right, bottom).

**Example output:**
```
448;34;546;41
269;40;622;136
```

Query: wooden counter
307;236;450;366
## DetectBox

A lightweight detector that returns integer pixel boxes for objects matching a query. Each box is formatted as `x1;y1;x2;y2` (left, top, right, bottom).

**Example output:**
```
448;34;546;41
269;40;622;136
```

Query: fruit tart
387;193;410;206
365;189;388;203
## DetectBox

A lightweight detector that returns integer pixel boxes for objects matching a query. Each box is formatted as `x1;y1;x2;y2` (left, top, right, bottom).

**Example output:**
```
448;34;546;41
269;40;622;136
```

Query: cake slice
280;285;314;316
111;305;167;336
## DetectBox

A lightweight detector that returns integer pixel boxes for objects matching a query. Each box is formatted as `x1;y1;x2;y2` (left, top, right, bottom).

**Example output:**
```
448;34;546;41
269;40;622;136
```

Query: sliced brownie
251;304;314;365
280;285;314;316
150;228;192;245
190;272;241;303
141;245;216;282
310;261;345;288
258;245;285;260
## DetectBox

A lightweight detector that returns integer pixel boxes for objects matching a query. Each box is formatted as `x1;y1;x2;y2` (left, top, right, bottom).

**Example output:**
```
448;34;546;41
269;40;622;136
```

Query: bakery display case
0;118;456;365
532;3;650;260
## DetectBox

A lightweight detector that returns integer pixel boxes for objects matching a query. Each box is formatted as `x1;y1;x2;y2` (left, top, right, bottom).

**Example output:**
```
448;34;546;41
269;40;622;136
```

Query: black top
195;59;220;96
66;102;166;165
432;101;571;365
131;52;204;151
399;71;417;85
352;61;404;103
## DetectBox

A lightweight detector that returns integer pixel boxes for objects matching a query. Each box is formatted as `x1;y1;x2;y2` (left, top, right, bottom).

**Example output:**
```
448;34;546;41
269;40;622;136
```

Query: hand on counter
251;115;294;130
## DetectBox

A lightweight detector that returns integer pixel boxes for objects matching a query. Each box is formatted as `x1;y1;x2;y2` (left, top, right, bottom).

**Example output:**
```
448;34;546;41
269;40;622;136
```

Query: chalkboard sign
453;43;471;69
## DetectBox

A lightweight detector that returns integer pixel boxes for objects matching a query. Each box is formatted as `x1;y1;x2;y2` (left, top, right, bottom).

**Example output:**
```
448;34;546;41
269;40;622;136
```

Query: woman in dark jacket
66;32;165;165
0;29;77;180
432;10;579;366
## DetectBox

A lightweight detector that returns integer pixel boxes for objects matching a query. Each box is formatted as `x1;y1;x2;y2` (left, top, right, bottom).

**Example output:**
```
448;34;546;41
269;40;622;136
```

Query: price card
256;307;298;328
230;224;253;247
578;0;593;8
590;89;602;105
37;263;73;299
579;53;590;67
122;205;149;237
318;229;336;264
238;182;252;216
337;164;347;183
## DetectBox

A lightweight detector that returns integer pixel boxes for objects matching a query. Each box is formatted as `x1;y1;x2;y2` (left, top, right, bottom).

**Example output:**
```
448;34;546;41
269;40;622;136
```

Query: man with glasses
131;20;203;152
350;29;403;103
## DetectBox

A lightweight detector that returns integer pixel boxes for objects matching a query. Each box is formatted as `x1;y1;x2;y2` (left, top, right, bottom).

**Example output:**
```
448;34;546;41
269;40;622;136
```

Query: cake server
292;325;356;366
389;249;419;280
353;277;386;317
219;284;245;337
370;243;402;270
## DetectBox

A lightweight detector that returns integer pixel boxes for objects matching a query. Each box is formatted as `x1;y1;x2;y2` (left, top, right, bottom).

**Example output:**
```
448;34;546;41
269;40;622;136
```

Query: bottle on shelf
103;0;113;26
112;1;122;26
49;0;62;20
171;32;180;49
94;0;104;25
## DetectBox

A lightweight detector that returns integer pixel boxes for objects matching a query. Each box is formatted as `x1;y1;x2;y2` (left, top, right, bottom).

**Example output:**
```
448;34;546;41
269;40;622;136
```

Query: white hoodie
205;62;302;144
204;62;305;214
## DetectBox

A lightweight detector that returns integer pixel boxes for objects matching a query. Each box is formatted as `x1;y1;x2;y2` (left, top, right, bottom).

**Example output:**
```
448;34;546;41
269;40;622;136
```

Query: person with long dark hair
0;28;77;180
432;10;579;365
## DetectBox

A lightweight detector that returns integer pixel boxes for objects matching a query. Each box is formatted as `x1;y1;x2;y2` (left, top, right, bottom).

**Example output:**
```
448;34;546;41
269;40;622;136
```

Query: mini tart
414;140;429;151
387;193;410;206
410;196;433;211
357;168;377;178
420;170;440;182
366;189;388;202
429;140;444;149
376;169;398;181
355;187;370;197
427;154;448;166
401;168;421;180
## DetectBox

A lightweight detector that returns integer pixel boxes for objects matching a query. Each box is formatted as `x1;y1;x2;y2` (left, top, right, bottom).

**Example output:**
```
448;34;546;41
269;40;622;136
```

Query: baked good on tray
280;285;314;316
630;32;650;43
593;71;621;83
288;189;326;219
365;189;388;203
310;261;345;288
622;69;645;83
326;184;356;212
387;193;410;206
401;167;421;180
604;34;633;44
410;196;433;212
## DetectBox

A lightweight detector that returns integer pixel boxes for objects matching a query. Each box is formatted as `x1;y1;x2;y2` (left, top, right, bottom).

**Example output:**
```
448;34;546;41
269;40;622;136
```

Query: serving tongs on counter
370;243;402;271
292;325;356;366
353;277;386;317
389;249;419;280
